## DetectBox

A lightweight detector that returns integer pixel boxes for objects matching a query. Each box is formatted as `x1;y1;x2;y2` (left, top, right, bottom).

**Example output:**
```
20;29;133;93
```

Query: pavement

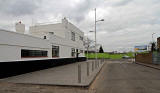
89;60;160;93
0;82;92;93
135;62;160;70
0;60;105;87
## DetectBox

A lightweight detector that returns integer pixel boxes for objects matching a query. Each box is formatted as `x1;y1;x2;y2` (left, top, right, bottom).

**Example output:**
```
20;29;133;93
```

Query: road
89;61;160;93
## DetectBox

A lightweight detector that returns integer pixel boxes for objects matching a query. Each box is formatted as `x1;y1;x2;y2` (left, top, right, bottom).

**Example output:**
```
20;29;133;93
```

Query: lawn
85;52;134;59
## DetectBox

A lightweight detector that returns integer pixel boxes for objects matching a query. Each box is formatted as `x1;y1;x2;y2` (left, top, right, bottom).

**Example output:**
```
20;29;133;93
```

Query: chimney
15;21;25;34
62;17;68;28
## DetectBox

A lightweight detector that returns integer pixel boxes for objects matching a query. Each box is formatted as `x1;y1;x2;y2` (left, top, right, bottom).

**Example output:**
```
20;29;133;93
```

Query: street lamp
89;31;94;33
94;8;104;62
96;19;104;22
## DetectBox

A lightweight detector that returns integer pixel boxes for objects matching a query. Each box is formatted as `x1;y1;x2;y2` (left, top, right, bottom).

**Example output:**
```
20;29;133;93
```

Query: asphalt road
89;61;160;93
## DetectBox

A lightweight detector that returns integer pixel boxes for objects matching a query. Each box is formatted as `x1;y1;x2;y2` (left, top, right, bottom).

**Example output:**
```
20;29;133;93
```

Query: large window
21;49;48;57
52;45;59;57
71;48;75;57
71;32;75;41
79;36;83;41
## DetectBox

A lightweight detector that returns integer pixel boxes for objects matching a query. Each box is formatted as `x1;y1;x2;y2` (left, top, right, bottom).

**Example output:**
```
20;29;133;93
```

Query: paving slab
0;60;105;87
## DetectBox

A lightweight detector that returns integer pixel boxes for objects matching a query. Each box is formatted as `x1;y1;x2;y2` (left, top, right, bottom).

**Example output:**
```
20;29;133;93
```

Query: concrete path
90;61;160;93
1;60;105;86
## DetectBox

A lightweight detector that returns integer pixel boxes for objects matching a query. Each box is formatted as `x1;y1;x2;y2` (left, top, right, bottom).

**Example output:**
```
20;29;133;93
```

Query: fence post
78;64;81;83
92;61;94;71
87;62;89;76
101;59;102;64
98;60;99;67
95;60;97;69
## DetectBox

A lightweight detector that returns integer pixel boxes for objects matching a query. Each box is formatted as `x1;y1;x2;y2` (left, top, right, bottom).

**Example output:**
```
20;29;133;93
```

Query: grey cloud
67;0;96;22
63;0;105;22
111;0;132;6
0;0;160;52
35;0;105;23
0;0;41;16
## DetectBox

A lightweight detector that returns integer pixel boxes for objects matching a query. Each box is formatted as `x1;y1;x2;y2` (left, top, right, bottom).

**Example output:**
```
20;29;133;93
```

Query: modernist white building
0;18;85;62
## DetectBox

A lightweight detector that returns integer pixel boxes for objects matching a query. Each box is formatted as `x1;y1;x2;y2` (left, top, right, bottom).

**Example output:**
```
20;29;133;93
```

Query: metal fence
152;52;160;64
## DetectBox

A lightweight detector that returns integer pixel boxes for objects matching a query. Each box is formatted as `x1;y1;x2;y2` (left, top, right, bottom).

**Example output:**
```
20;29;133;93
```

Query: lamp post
94;8;104;62
87;35;89;61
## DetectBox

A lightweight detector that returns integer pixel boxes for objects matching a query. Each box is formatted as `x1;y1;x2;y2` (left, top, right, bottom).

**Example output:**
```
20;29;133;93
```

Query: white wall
29;18;84;50
0;45;20;62
0;18;85;62
59;46;71;58
0;30;50;49
0;30;51;62
29;18;85;58
49;34;84;58
29;23;66;38
0;29;84;62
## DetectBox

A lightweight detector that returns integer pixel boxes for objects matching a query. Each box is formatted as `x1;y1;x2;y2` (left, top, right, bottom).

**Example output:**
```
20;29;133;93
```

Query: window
79;36;83;41
80;50;83;53
21;49;48;57
71;48;75;57
49;32;54;35
44;36;47;39
52;46;59;57
71;32;75;41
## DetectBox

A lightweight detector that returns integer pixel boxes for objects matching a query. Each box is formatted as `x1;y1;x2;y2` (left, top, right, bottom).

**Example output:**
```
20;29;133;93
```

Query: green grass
85;52;134;59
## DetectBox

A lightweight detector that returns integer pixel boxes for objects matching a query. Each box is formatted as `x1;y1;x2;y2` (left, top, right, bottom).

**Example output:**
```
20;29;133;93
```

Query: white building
0;18;85;62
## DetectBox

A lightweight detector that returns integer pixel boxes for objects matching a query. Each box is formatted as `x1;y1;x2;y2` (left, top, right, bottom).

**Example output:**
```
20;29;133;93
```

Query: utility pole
95;8;97;62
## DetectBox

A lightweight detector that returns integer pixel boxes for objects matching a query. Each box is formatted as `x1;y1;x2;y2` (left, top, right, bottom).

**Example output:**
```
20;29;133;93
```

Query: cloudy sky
0;0;160;52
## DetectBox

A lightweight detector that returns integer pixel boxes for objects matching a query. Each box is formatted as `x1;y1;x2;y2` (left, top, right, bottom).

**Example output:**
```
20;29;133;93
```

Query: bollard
78;64;81;83
96;60;98;68
95;61;97;69
98;60;99;67
92;61;94;71
87;62;89;76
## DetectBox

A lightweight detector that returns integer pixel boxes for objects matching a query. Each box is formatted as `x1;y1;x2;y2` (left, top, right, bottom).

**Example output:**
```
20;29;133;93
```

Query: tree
84;37;102;53
84;37;95;53
151;42;156;52
99;46;104;53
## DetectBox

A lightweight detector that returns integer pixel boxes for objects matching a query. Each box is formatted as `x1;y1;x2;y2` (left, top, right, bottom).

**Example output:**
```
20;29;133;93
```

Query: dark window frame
79;36;83;41
71;48;75;57
52;45;59;57
71;32;75;41
21;49;48;58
